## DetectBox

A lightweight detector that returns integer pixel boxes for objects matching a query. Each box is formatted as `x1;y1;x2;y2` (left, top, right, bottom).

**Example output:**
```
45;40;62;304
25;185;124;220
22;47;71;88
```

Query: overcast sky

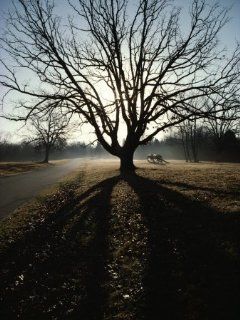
0;0;239;142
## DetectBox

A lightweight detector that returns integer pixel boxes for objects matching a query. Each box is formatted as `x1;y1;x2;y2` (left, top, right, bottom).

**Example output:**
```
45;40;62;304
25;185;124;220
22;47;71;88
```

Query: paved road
0;158;86;219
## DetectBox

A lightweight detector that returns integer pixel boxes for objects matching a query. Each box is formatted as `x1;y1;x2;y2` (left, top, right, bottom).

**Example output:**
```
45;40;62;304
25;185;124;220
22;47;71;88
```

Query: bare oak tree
26;110;71;163
0;0;239;172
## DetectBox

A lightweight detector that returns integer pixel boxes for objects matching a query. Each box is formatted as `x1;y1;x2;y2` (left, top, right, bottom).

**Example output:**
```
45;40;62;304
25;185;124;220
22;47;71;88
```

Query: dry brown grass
136;160;240;213
0;159;67;176
75;159;240;213
0;160;239;319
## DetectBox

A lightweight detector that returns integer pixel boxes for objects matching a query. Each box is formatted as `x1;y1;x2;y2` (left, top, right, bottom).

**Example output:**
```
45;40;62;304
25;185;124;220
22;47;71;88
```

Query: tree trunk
42;146;50;163
120;149;136;174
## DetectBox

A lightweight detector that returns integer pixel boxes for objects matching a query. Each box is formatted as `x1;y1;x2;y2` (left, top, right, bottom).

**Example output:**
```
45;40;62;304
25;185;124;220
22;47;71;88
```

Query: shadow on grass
1;172;240;319
124;172;240;320
156;178;240;196
0;175;120;320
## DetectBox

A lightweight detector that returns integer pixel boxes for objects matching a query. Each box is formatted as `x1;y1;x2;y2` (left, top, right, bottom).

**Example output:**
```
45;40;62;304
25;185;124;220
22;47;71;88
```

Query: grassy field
0;160;240;319
0;160;67;176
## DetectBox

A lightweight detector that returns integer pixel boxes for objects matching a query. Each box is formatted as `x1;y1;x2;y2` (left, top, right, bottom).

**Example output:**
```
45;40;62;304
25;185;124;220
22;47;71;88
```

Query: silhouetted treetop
0;0;239;171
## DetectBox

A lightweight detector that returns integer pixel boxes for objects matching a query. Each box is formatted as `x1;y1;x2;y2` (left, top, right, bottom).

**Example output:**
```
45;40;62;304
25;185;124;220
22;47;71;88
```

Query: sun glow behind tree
0;0;239;171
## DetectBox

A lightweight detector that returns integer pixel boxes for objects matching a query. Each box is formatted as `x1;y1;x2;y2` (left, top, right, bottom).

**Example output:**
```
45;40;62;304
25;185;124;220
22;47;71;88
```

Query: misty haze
0;0;239;319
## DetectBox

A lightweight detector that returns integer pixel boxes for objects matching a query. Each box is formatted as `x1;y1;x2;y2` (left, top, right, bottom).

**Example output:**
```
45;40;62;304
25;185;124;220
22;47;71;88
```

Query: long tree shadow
0;175;120;320
124;173;240;320
1;171;240;319
154;178;240;197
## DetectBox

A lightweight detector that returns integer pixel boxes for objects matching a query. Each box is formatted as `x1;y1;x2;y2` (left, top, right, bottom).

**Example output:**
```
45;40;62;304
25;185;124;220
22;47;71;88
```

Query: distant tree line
1;125;239;163
1;103;239;163
136;127;240;163
0;137;93;162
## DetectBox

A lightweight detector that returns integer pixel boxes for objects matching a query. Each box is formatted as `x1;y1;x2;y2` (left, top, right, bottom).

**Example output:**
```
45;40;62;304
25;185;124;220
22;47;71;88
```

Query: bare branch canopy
0;0;239;171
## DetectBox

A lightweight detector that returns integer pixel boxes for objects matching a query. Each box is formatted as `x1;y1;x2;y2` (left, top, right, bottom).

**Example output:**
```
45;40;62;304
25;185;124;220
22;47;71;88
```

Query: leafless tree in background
179;124;191;162
203;98;239;157
205;102;239;142
178;117;202;162
26;110;71;163
0;0;239;171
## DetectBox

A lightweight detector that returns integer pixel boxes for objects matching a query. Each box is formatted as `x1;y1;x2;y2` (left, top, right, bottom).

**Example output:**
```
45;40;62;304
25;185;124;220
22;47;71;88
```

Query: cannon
147;153;168;164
